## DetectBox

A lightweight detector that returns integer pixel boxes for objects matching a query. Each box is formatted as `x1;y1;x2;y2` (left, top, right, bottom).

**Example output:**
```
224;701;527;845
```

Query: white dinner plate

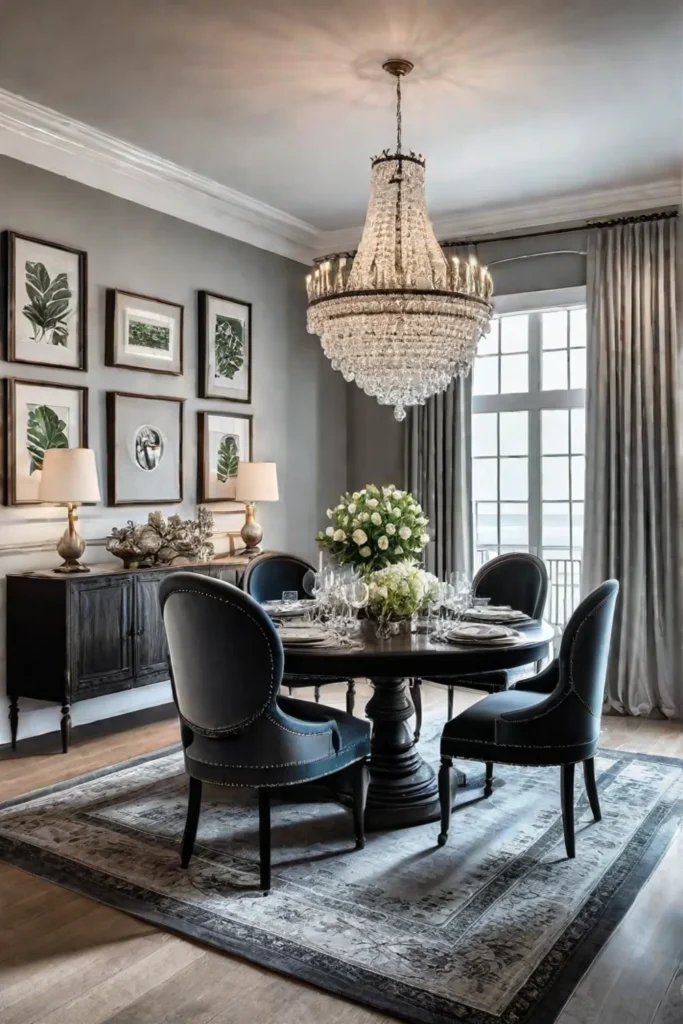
446;623;521;645
464;607;530;623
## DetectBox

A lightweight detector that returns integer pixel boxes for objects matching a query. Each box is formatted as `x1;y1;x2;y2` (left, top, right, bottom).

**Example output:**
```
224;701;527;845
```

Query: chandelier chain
396;76;402;156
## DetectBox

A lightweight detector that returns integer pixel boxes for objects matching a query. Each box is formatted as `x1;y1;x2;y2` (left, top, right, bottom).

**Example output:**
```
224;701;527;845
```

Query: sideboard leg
9;697;19;749
60;704;72;754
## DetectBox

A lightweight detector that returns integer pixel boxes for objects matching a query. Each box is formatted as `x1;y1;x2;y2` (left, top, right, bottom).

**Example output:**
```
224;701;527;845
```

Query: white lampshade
38;448;101;504
235;462;279;502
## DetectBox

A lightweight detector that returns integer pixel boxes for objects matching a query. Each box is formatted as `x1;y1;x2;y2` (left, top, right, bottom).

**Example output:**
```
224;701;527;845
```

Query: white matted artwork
107;392;183;505
7;379;87;505
198;291;251;402
106;290;183;375
198;411;252;502
7;232;87;370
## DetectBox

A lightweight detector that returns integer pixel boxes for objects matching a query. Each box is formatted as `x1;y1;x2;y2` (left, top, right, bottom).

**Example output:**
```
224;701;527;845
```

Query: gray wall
0;154;347;742
346;229;587;489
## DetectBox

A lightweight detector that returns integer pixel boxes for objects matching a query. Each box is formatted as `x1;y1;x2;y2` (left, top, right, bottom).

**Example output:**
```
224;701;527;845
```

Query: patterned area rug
1;724;682;1024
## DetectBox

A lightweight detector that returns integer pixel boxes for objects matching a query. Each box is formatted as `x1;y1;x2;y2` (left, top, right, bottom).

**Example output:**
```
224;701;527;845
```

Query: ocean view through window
472;296;586;626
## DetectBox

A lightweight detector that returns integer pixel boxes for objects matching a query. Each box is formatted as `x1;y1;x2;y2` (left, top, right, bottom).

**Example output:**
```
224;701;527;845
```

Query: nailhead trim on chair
264;712;334;739
186;743;360;770
167;587;277;739
187;753;367;784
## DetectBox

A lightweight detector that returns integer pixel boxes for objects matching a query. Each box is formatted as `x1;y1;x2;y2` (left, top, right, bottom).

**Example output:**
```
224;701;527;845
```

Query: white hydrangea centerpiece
317;484;429;573
366;561;439;622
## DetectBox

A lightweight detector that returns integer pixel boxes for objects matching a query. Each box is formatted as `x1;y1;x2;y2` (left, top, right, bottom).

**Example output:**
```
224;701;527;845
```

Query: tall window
472;298;586;624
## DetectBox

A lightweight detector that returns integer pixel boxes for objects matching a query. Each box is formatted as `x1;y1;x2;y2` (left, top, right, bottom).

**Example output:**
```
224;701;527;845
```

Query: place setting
443;621;523;647
463;603;532;625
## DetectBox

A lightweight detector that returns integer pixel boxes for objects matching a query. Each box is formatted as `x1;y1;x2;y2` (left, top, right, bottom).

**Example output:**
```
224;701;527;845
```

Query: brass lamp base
54;503;90;574
239;502;264;558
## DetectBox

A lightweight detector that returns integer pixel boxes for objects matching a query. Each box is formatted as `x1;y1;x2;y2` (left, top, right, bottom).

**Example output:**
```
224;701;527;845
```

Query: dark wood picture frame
5;231;88;371
105;288;184;376
106;391;184;507
197;410;253;504
5;377;89;507
198;290;252;402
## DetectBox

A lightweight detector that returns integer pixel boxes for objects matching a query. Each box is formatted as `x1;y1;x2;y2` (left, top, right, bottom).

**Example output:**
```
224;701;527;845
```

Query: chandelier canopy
306;58;493;421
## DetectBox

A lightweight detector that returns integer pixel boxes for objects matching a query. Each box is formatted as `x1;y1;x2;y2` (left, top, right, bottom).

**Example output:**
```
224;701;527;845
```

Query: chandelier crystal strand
306;58;493;421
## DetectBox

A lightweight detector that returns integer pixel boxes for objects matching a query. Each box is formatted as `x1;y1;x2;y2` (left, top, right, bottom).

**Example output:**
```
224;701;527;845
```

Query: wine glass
344;577;369;636
302;568;317;597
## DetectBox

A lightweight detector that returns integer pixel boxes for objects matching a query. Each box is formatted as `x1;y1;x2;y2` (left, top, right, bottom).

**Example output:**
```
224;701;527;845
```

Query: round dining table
284;620;555;830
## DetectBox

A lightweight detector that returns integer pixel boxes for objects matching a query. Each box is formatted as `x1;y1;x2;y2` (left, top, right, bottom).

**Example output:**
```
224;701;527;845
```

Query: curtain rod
441;208;678;249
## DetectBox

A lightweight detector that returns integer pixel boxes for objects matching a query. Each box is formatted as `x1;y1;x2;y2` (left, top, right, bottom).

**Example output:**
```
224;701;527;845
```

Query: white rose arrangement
366;561;439;621
318;484;429;572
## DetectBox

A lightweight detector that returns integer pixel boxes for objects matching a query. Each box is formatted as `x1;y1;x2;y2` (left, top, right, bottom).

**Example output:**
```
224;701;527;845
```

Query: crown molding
0;88;321;264
0;88;678;266
317;178;682;256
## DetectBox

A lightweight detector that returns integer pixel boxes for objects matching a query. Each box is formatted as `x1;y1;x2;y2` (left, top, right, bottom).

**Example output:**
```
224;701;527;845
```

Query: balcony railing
475;548;581;632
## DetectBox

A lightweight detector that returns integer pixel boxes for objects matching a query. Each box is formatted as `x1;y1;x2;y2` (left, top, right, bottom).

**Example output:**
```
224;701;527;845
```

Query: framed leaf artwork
107;392;184;506
106;289;183;375
5;232;87;370
198;411;252;503
198;291;251;402
6;378;88;505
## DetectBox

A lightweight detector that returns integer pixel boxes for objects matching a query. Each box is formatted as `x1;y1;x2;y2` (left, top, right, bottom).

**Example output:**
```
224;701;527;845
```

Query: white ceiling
0;0;680;233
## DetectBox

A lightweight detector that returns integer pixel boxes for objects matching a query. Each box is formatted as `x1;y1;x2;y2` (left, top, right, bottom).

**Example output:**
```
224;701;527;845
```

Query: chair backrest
558;578;619;719
159;572;283;737
242;551;314;603
473;552;548;619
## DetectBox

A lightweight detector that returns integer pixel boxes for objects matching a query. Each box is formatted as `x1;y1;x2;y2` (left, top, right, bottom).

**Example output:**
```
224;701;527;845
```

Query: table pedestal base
364;676;464;830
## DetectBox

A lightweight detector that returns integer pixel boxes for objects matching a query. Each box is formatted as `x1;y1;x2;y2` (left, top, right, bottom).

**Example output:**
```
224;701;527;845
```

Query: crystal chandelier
306;58;493;421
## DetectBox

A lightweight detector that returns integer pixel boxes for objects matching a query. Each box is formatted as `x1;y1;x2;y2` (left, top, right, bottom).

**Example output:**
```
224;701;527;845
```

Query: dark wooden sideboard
6;557;249;752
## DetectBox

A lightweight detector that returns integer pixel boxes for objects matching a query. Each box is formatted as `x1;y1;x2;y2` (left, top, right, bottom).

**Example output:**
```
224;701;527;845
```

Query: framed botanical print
6;378;88;505
5;231;87;370
107;392;184;506
106;289;183;375
197;411;252;503
198;291;251;402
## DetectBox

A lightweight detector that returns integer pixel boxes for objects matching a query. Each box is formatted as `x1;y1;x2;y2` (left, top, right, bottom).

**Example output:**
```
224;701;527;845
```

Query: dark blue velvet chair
160;572;370;891
413;553;549;739
242;551;357;713
437;579;619;859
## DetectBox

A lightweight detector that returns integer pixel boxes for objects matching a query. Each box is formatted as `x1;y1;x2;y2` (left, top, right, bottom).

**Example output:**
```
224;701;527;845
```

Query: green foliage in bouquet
366;561;439;620
317;483;429;573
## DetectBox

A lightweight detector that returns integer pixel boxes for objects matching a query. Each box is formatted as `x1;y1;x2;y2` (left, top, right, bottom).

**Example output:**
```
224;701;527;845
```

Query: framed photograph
5;231;87;370
6;378;88;505
107;392;183;506
198;291;251;402
106;289;183;375
198;411;252;503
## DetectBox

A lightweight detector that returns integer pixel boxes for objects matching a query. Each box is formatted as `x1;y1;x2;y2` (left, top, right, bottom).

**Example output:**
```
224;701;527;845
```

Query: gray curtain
405;375;473;579
583;215;682;718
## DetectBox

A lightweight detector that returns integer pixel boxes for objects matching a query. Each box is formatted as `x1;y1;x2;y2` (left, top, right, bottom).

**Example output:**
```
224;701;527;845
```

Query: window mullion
528;312;542;557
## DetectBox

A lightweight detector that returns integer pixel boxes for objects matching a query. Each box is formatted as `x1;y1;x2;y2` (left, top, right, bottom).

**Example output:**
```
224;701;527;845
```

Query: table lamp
234;462;279;556
38;448;101;573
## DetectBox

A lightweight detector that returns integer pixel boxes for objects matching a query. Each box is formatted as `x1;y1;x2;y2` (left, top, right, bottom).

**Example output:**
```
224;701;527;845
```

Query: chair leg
561;763;576;859
346;679;356;716
484;761;494;798
259;788;271;892
180;776;202;868
437;756;453;847
447;686;454;721
583;757;602;822
352;758;369;849
411;678;423;742
287;685;294;695
314;686;321;703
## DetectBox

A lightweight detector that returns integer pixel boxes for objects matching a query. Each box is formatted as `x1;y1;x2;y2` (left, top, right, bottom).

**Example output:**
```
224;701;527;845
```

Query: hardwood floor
1;683;682;1024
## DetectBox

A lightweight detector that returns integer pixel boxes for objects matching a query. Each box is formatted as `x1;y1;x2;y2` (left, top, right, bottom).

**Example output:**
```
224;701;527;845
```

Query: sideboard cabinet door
69;577;135;699
134;573;170;681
